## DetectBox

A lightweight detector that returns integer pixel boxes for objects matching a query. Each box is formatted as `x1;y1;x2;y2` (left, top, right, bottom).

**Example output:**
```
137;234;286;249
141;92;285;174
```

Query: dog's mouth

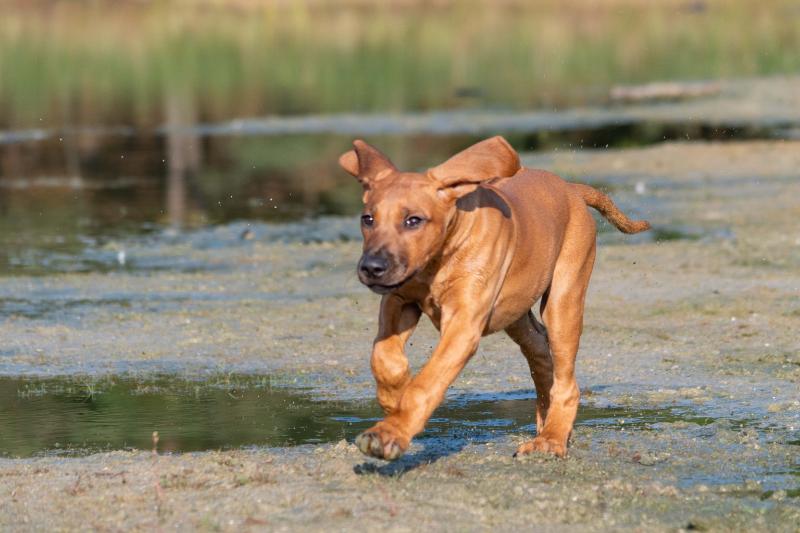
367;280;405;295
365;271;417;294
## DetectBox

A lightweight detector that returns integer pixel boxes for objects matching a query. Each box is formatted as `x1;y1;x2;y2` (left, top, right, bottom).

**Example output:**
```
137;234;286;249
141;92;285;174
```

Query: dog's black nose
359;254;388;279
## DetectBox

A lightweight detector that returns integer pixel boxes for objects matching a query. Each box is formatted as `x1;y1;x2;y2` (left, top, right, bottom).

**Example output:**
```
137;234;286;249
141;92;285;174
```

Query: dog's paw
514;436;567;458
355;423;408;461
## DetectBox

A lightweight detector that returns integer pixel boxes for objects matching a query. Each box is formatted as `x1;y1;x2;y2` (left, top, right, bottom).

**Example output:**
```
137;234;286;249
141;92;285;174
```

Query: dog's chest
417;297;443;331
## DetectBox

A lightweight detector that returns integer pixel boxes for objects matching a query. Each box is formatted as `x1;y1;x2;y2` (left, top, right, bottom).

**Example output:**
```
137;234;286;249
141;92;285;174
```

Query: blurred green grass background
2;0;799;129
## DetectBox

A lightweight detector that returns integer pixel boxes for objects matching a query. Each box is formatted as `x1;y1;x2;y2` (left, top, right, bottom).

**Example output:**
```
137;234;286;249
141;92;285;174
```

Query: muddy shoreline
1;140;799;530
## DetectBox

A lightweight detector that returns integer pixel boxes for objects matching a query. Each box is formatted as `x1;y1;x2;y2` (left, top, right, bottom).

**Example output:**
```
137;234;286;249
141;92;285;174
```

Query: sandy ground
1;140;799;530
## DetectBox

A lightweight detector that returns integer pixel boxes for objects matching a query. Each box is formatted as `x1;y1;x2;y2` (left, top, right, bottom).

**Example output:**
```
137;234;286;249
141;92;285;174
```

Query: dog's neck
440;202;473;259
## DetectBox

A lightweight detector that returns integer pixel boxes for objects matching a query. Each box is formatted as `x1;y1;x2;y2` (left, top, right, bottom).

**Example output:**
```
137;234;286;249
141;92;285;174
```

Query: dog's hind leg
515;230;596;458
505;310;553;433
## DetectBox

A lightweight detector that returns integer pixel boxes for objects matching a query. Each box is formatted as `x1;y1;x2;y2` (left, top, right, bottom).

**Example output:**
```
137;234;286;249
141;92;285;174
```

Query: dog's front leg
356;309;484;461
371;295;421;414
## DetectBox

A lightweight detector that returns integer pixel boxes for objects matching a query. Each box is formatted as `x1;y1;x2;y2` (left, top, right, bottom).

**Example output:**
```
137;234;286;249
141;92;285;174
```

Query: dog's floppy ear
428;136;520;188
338;139;396;187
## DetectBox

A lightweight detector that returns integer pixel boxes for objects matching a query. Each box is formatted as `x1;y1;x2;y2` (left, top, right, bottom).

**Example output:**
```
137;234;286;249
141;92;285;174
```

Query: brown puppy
339;136;649;460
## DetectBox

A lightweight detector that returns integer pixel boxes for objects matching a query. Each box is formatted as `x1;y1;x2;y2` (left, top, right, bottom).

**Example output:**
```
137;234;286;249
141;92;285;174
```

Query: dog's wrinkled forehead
365;173;438;206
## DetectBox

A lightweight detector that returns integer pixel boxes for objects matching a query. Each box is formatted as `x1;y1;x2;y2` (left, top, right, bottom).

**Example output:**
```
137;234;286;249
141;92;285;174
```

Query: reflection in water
165;86;201;228
0;375;716;458
0;122;743;276
0;123;773;230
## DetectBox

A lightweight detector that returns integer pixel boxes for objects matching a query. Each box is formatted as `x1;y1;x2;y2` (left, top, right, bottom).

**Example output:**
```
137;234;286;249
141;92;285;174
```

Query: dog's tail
572;183;651;234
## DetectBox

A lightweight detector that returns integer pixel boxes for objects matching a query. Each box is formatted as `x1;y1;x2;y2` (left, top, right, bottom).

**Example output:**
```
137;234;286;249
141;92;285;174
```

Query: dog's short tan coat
339;136;649;460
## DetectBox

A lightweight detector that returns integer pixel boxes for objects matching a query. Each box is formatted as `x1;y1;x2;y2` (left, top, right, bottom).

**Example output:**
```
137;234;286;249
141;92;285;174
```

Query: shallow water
4;375;798;497
0;375;716;458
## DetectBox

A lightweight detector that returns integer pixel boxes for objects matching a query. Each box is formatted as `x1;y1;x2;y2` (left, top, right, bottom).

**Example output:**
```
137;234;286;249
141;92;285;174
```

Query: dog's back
483;169;592;325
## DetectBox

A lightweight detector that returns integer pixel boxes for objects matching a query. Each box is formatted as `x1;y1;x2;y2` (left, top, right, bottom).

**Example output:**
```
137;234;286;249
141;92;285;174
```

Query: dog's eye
404;216;424;229
361;214;374;227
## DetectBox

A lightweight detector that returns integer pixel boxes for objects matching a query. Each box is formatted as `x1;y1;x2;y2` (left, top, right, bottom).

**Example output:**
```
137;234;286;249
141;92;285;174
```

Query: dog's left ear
428;136;520;190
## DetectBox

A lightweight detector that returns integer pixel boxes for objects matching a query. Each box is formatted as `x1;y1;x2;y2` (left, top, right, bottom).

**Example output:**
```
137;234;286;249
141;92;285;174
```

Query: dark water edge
0;119;786;227
0;117;757;277
0;375;719;458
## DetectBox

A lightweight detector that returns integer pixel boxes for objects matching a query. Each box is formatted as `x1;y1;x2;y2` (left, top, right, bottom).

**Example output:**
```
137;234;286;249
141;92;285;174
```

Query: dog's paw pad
355;431;404;461
514;437;567;458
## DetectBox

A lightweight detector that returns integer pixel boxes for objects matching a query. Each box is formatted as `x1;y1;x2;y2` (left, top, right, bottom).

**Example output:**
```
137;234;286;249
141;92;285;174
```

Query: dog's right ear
338;139;396;188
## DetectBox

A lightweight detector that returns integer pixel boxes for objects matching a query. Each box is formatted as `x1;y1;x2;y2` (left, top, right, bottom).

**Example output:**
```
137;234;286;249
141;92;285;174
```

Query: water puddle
0;375;714;459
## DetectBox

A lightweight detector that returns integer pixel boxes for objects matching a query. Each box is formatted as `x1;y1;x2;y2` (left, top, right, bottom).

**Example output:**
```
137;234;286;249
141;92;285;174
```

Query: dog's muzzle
358;253;389;281
357;252;409;293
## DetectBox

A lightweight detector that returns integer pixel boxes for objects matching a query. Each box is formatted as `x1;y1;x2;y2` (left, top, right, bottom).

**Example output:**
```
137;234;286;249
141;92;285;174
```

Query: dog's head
339;136;520;294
